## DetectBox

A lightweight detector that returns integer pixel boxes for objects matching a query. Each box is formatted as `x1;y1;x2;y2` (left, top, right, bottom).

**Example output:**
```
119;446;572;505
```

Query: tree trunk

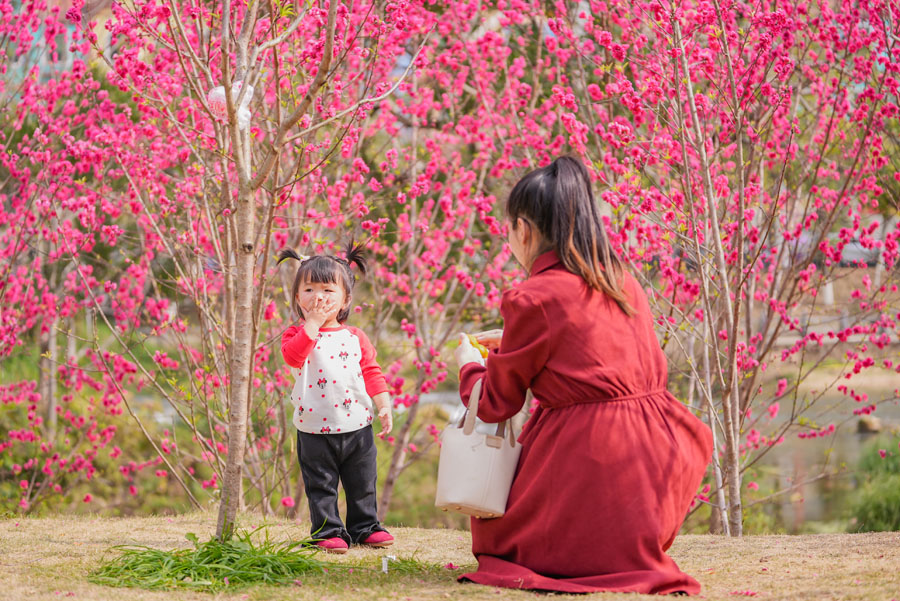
873;217;890;288
39;315;59;438
701;321;729;535
709;499;724;534
674;17;742;535
216;184;256;540
66;315;76;359
378;401;419;521
287;474;305;520
721;377;744;536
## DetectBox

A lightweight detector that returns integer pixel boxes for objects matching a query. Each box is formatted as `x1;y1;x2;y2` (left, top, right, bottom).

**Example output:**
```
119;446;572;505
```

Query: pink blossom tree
534;0;900;535
2;0;512;532
3;0;898;540
71;0;440;539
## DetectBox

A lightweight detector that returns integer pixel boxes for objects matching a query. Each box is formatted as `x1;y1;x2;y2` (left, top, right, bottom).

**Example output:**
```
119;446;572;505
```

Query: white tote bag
435;379;522;519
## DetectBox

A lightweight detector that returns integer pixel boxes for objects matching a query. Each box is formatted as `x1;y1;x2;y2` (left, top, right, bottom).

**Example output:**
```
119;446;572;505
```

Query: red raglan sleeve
281;324;316;368
459;287;550;422
352;327;390;398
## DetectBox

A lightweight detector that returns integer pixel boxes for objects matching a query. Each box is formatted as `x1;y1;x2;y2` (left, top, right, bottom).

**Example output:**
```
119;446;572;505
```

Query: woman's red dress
458;251;714;594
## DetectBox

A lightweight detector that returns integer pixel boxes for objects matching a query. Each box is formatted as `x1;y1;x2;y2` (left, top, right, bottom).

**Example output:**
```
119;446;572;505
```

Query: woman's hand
473;329;503;351
455;333;485;369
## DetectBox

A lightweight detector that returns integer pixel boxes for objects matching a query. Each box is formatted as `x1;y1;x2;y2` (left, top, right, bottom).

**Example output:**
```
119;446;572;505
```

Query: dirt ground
0;512;898;601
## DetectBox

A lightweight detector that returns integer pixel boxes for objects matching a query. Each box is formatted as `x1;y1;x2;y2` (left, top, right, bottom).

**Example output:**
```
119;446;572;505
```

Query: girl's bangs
299;258;341;285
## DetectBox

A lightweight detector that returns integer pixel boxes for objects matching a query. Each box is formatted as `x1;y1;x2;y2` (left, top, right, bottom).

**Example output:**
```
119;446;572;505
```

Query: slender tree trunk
378;84;420;522
874;218;890;287
287;474;305;520
673;18;743;535
213;0;338;538
378;401;419;521
685;333;697;408
85;307;94;341
702;321;729;535
216;183;256;540
709;498;724;534
244;438;270;516
726;371;743;534
39;315;59;438
66;315;76;359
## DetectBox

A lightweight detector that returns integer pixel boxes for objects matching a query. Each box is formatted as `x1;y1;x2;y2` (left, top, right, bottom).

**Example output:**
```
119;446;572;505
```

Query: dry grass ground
1;512;898;601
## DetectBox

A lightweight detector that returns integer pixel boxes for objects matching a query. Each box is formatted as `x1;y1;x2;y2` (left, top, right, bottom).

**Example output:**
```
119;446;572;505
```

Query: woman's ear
521;217;543;256
516;217;532;247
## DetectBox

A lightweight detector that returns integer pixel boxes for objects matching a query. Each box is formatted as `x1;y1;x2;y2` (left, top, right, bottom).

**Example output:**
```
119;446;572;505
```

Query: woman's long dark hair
277;242;368;322
507;156;634;315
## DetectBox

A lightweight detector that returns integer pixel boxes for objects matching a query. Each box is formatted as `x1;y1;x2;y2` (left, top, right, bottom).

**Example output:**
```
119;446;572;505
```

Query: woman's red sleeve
459;287;550;422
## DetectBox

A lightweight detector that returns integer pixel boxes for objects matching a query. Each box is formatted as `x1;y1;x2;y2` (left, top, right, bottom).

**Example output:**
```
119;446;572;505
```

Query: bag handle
494;421;516;448
461;379;481;434
459;379;521;448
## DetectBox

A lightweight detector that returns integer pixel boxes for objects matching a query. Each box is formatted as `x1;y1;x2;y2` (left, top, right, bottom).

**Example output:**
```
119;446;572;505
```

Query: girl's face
297;277;348;325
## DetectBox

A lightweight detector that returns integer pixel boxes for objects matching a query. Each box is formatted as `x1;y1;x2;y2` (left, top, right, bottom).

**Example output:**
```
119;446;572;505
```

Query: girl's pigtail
344;241;368;276
277;248;304;265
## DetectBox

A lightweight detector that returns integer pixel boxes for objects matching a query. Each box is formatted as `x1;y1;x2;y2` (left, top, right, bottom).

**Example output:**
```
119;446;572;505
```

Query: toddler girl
278;243;394;553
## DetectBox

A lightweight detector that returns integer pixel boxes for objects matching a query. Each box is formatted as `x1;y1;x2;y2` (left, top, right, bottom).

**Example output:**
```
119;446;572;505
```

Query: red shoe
361;531;394;547
315;537;349;554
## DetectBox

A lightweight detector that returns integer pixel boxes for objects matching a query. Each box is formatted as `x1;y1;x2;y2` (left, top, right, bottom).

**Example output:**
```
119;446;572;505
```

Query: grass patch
376;554;449;575
89;527;329;592
89;525;453;595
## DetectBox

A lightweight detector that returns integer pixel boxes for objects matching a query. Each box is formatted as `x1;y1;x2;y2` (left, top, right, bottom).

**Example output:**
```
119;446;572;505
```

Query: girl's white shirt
289;327;376;434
